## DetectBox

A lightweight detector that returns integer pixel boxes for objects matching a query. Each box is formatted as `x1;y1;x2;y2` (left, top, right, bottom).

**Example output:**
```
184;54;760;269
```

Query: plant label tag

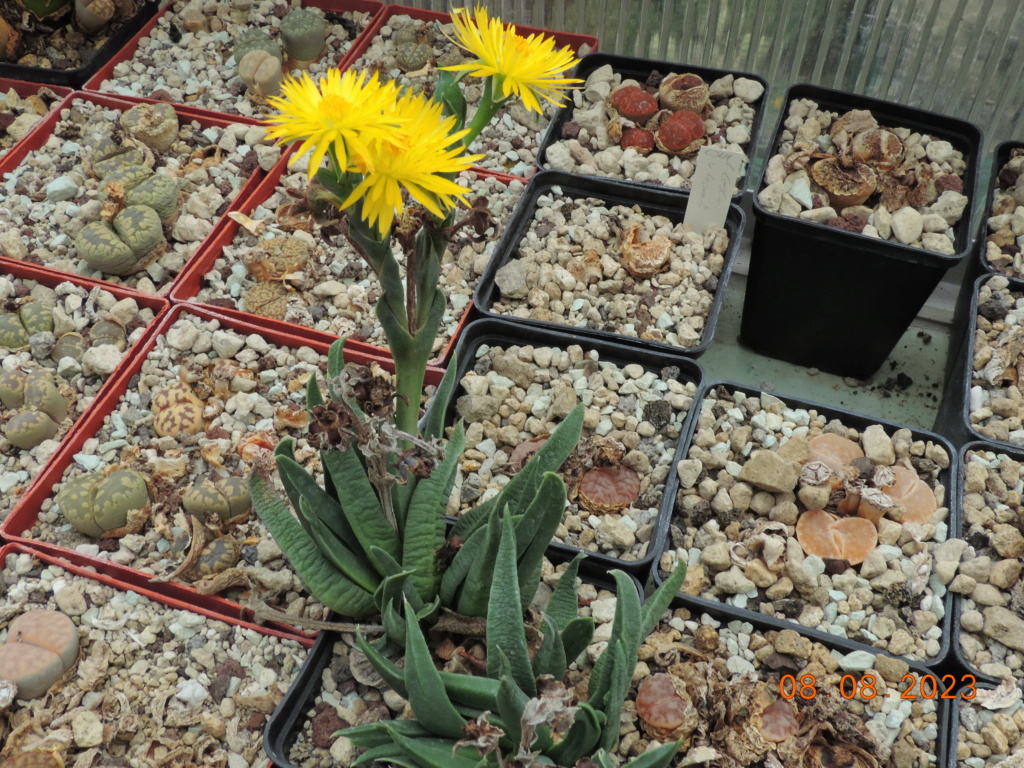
683;146;744;233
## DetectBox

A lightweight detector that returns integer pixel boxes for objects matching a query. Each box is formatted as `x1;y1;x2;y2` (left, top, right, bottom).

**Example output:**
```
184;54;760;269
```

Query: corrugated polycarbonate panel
393;0;1024;187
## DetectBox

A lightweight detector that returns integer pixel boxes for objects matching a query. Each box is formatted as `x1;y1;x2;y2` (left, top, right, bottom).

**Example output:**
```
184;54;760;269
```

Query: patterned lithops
0;609;79;700
2;371;68;450
0;313;29;349
74;205;166;276
121;102;180;153
5;411;60;450
18;302;54;337
0;369;27;407
91;147;148;180
87;317;126;350
280;8;326;64
152;381;205;438
50;332;85;362
233;29;282;66
75;0;115;34
103;163;153;191
56;468;150;537
182;475;251;525
125;173;180;222
196;536;241;576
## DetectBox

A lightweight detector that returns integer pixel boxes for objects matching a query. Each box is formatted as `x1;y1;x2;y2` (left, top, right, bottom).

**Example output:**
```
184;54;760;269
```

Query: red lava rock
608;85;659;123
760;698;800;742
310;708;347;747
245;712;268;732
577;465;641;513
655;110;706;156
620;127;656;155
936;174;964;194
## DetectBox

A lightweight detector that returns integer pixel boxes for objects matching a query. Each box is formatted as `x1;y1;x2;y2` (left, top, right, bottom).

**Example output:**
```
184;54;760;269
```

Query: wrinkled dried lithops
0;609;79;700
851;128;905;172
0;751;65;768
182;475;251;526
120;102;180;152
635;673;699;746
620;222;673;278
658;73;709;114
56;468;151;538
810;157;877;209
577;465;641;513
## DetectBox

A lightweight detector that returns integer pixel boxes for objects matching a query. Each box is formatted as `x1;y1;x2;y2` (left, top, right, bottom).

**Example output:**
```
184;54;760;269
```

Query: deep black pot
742;83;983;379
473;170;745;358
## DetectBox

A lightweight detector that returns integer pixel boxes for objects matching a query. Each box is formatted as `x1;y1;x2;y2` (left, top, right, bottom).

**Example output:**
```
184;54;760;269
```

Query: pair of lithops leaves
56;468;150;538
168;476;252;578
794;432;937;565
74;112;182;277
0;369;68;450
0;609;78;703
801;110;908;209
605;73;711;158
16;0;127;33
1;298;128;362
233;9;327;99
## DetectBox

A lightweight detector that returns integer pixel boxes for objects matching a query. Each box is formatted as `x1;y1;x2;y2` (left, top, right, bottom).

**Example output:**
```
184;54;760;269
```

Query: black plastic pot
473;170;745;358
951;440;1024;688
976;141;1024;278
651;380;960;667
742;83;983;380
264;567;641;768
445;316;705;579
535;52;768;201
934;273;1024;450
0;0;161;88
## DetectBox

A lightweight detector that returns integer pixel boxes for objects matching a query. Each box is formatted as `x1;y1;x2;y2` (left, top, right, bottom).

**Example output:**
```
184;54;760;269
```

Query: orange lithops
832;517;878;565
577;465;641;514
881;465;937;524
807;433;864;475
795;509;843;560
760;698;801;742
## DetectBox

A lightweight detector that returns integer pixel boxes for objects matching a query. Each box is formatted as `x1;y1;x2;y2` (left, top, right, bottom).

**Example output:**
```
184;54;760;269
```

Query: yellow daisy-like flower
442;5;582;114
341;93;484;236
263;68;405;177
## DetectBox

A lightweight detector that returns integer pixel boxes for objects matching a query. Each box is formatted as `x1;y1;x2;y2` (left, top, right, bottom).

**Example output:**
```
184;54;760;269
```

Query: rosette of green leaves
340;548;689;768
250;340;585;644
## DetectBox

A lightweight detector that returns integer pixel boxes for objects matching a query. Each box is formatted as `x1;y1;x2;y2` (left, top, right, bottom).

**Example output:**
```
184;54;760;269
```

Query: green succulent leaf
352;742;409;767
599;640;631;752
327;338;346;383
435;69;468;130
248;475;376;616
546;553;585;631
402;603;467;739
306;369;325;409
439;670;501;711
452;403;583;540
513;472;567;610
640;562;688;638
299;496;380;593
275;447;353;545
546;702;603;767
620;741;683;768
403;421;465;601
355;629;408;698
338;720;433;749
272;438;310;536
532;614;568;680
439;518;486;606
559;617;595;665
421;356;460;441
321;447;400;571
496;654;527;751
456;505;504;617
384;727;484;768
589;571;642;710
485;516;535;695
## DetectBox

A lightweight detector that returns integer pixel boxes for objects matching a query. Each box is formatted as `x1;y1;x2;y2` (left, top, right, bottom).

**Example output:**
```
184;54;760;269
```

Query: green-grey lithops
75;0;115;34
113;205;164;258
234;29;282;66
50;332;85;363
396;42;432;73
182;475;251;526
120;102;180;153
125;174;180;222
238;50;283;99
5;410;60;450
103;164;153;192
0;369;27;407
92;147;148;180
196;536;241;576
0;313;29;349
18;302;54;337
280;8;326;63
1;370;68;450
56;469;150;538
74;222;142;276
87;318;126;350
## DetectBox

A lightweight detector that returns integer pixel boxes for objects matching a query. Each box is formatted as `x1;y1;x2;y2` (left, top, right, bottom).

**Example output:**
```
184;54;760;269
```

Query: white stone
921;232;956;255
733;78;764;103
81;344;124;377
891;207;924;244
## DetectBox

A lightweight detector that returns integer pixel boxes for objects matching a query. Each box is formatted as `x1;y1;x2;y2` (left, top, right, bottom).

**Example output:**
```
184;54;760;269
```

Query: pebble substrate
967;276;1024;446
96;0;374;117
0;86;65;159
0;97;278;293
195;168;525;357
660;386;952;662
956;692;1024;768
957;447;1024;680
489;190;729;349
349;14;592;176
0;276;158;521
0;550;307;767
981;150;1024;278
542;64;763;191
22;312;335;621
757;98;971;255
453;342;696;561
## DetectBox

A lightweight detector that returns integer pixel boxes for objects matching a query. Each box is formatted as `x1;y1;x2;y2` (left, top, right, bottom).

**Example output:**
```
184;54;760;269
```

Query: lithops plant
120;102;179;153
0;301;54;349
75;0;115;34
195;536;242;577
14;0;70;21
182;475;251;526
1;370;68;450
75;205;166;276
0;752;65;768
280;8;326;66
87;316;126;350
395;42;432;73
50;332;85;363
0;609;79;700
151;381;205;438
125;173;180;223
234;30;283;99
55;468;151;538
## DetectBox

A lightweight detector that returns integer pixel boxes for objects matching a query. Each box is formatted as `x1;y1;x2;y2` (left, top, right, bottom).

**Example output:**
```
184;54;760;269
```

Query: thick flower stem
394;351;428;439
460;77;509;151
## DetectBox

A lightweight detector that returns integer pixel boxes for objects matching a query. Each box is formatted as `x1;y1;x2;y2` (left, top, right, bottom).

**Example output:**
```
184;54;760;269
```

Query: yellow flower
443;5;582;114
263;68;405;177
342;93;484;236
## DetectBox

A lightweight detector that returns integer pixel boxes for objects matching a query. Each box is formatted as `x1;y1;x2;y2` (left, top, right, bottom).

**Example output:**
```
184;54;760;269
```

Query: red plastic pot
0;541;315;648
0;79;73;159
0;259;170;519
0;302;440;638
0;91;273;296
171;144;516;366
82;0;385;113
341;5;599;180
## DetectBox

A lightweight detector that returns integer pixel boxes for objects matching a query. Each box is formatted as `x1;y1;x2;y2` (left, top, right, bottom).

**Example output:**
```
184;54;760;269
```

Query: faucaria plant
250;5;583;644
341;545;688;768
